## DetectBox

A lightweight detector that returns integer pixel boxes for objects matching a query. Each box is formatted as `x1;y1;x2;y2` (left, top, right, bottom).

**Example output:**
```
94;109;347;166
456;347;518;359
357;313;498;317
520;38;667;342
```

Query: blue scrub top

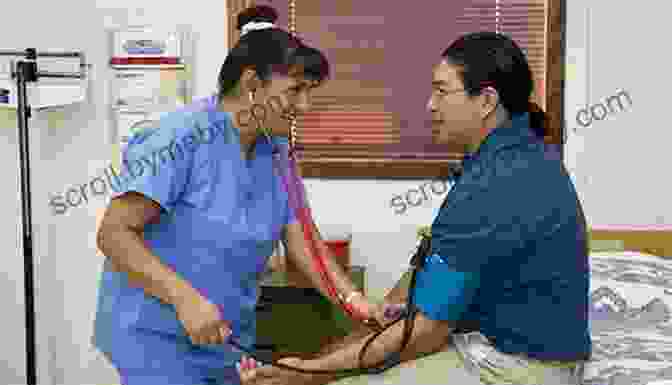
93;95;296;362
412;113;592;362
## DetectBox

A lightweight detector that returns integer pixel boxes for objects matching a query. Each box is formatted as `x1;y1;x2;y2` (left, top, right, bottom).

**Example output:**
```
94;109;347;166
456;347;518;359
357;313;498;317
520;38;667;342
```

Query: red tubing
296;206;364;321
276;148;366;322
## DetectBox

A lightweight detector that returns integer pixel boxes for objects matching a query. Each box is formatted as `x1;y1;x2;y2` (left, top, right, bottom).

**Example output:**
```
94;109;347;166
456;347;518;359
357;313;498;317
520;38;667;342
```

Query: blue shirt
92;95;296;362
413;113;591;362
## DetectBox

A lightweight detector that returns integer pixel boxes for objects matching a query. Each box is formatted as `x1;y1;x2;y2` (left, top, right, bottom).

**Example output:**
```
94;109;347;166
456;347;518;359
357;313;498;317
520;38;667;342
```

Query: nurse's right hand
173;286;232;346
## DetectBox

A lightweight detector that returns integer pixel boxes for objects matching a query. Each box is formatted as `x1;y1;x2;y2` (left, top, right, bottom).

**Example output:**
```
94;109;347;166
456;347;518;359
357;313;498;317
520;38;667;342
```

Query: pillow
585;250;672;385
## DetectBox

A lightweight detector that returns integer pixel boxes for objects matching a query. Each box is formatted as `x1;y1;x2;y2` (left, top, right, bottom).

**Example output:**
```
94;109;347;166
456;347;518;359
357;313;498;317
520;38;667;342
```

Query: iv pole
0;48;86;385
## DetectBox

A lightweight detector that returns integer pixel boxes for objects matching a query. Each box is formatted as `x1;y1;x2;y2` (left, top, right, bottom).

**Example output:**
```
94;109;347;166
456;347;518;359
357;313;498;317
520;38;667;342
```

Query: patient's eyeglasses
436;88;467;96
430;88;466;105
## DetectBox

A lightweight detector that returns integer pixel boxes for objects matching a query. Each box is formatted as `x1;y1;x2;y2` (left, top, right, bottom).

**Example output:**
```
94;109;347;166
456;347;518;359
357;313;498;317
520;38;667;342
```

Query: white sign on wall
108;24;193;166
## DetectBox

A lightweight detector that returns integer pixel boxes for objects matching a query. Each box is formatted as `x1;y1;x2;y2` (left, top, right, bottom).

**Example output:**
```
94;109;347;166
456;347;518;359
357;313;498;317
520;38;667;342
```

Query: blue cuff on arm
412;258;481;321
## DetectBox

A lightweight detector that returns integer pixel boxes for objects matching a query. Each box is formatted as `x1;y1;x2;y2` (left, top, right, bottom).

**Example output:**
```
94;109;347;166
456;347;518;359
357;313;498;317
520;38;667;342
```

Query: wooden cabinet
256;266;365;360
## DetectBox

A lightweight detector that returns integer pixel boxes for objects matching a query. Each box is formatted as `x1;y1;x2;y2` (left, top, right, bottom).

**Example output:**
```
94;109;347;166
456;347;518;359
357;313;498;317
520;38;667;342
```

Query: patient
238;32;591;385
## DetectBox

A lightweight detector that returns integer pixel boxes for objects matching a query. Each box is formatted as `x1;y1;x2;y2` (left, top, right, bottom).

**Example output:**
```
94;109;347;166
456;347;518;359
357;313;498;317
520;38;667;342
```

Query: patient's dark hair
442;32;548;137
217;5;330;101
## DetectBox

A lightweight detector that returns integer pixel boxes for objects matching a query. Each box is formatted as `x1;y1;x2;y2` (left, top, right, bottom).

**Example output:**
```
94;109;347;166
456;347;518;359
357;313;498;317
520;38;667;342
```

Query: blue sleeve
111;112;209;214
413;151;531;321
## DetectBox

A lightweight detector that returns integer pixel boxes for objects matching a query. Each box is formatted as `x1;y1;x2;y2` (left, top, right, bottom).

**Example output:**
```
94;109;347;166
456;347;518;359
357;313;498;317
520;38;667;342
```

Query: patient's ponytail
528;101;548;138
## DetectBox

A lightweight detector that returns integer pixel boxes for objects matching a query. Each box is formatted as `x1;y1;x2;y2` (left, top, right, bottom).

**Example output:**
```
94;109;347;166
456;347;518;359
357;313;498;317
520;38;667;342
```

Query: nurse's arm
316;270;422;356
97;191;195;305
282;221;360;306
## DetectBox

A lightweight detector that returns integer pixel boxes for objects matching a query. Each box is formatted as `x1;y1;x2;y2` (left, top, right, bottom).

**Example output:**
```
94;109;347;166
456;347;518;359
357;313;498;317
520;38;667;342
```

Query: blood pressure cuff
413;257;481;321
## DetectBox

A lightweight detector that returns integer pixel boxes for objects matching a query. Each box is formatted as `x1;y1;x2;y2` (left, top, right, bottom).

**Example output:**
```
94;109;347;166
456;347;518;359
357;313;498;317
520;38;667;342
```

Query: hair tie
241;21;276;37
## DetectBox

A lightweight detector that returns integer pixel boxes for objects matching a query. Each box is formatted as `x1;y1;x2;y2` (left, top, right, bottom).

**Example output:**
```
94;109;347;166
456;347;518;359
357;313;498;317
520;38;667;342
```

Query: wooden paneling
589;229;672;258
546;0;566;147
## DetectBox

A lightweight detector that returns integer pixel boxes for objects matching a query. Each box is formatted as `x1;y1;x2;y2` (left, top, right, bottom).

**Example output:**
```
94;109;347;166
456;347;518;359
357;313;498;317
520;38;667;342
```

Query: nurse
92;5;380;385
239;32;590;385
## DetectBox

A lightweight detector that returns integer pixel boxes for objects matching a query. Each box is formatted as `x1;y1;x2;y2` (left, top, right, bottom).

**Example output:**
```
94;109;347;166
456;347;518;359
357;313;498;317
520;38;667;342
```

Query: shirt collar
468;112;535;162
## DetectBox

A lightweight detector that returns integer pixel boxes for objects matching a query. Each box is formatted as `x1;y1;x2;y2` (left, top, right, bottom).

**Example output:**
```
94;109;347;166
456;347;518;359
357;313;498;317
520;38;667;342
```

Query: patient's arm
317;269;452;356
266;271;452;385
304;306;454;374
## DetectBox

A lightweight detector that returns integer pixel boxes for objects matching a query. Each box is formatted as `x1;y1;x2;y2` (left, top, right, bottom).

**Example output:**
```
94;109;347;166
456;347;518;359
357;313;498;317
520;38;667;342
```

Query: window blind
226;0;554;176
291;3;404;162
292;0;548;171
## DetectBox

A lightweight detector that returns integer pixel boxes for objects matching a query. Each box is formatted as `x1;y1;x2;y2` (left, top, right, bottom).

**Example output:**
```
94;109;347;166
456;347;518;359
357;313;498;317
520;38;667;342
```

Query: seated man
238;31;591;385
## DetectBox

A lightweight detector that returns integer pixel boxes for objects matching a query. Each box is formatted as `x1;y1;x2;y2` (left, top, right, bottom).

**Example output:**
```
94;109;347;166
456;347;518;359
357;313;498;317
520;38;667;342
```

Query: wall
0;0;665;384
563;0;670;227
0;1;230;384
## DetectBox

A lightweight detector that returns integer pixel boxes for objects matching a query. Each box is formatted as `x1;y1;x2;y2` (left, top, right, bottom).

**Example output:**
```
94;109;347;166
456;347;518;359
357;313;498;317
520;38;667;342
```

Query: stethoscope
226;107;432;375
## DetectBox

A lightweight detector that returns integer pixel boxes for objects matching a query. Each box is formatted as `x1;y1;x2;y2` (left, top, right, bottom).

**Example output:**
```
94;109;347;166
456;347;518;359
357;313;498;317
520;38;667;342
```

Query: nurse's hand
173;286;232;346
348;294;399;330
238;356;321;385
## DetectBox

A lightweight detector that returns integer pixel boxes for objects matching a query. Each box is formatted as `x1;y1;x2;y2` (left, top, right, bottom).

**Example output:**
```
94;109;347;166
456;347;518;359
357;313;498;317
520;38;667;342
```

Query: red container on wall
324;239;350;266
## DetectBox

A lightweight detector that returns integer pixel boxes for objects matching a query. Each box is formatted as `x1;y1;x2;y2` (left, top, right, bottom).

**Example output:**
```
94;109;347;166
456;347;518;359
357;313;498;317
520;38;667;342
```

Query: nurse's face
427;60;483;148
254;71;320;137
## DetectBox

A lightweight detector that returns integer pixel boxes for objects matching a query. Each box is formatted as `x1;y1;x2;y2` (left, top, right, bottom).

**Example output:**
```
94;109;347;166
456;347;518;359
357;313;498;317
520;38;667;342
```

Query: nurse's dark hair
442;32;548;137
217;5;330;101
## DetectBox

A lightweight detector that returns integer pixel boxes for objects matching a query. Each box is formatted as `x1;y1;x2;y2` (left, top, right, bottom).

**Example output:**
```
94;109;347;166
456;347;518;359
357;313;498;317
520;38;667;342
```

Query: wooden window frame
227;0;566;178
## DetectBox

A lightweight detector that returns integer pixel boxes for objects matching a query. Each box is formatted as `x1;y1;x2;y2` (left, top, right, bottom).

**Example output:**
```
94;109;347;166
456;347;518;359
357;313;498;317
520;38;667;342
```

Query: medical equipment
1;47;88;385
226;133;431;375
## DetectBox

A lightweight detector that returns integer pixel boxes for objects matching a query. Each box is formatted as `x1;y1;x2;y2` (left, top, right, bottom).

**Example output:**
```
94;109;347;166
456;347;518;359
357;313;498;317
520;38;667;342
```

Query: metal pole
16;54;37;385
8;47;86;385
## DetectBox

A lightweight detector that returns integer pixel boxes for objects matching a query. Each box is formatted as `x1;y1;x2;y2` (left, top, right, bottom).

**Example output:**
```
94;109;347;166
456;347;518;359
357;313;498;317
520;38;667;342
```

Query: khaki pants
330;332;584;385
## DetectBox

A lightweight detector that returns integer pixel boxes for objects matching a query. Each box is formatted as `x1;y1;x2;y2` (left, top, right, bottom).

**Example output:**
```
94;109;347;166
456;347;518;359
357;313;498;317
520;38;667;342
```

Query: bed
328;227;672;385
583;227;672;385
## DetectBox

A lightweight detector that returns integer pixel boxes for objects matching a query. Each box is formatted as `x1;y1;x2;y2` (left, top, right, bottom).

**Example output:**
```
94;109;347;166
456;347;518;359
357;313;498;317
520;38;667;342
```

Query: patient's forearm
318;325;372;356
306;313;453;372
